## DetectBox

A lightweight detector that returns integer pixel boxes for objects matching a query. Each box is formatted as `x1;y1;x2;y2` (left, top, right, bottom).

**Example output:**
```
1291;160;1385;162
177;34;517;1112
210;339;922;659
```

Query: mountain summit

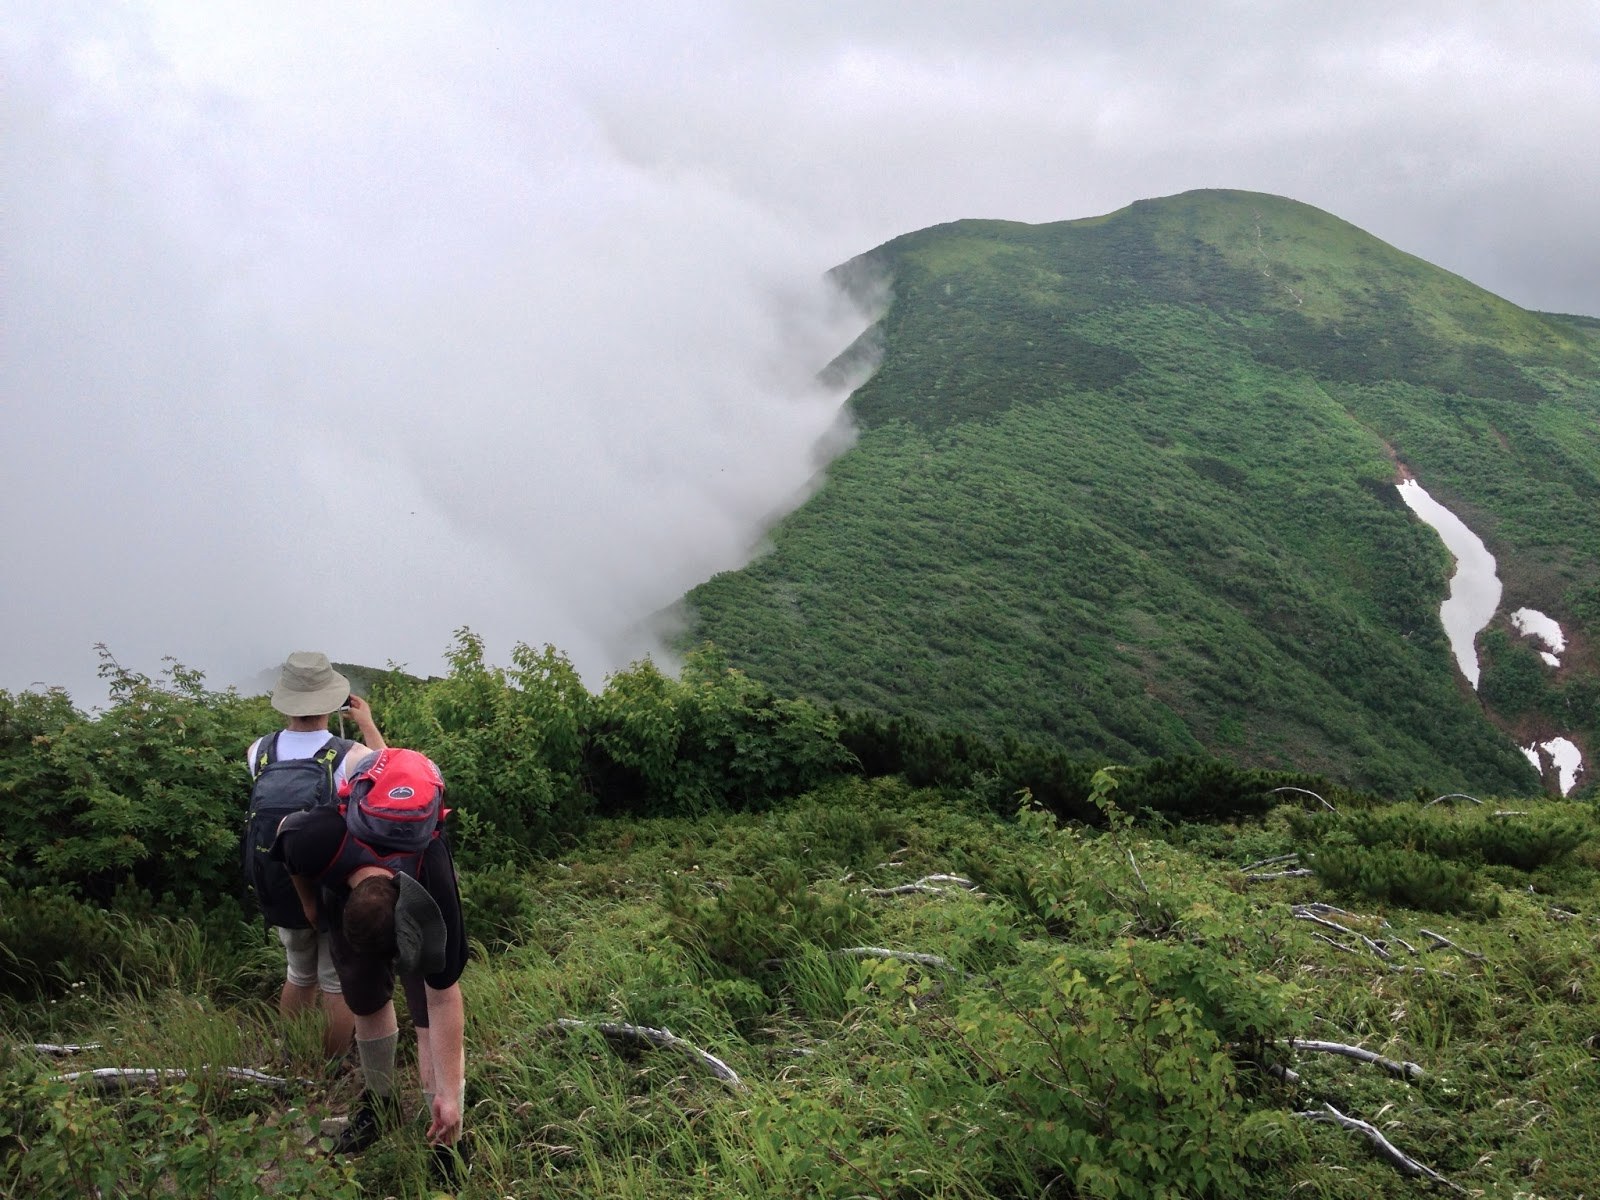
680;190;1599;794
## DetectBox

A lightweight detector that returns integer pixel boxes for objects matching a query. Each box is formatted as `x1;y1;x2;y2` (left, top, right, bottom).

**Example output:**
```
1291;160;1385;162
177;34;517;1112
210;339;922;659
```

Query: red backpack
335;748;447;874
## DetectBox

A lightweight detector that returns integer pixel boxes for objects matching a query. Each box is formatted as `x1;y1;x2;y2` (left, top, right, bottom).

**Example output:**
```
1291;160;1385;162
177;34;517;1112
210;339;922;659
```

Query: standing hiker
243;651;385;1061
271;747;469;1169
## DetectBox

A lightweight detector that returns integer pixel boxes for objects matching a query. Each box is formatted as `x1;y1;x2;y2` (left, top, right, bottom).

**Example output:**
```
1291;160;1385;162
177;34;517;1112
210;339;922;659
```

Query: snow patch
1510;607;1565;666
1396;480;1502;689
1523;738;1585;796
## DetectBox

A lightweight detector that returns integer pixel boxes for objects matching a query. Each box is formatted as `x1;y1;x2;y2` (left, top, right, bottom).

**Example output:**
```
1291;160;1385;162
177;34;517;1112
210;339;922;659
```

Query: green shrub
661;861;871;975
1118;756;1277;823
1312;844;1492;915
0;652;271;911
458;861;541;951
371;630;595;862
1289;804;1593;873
0;1063;357;1200
933;944;1283;1198
0;884;128;1000
0;884;260;1007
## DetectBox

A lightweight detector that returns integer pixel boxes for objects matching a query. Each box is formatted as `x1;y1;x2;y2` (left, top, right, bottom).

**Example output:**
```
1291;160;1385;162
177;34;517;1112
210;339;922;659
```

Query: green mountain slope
680;190;1600;795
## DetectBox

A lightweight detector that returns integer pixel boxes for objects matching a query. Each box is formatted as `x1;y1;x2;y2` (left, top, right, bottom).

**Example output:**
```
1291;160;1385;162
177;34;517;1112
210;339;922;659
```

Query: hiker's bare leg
280;978;317;1016
354;1004;399;1042
323;990;356;1059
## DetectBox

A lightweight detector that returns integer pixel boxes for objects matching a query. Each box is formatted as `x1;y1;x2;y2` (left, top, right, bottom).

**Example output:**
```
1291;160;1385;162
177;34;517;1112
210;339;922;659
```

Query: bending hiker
243;651;384;1060
271;748;468;1163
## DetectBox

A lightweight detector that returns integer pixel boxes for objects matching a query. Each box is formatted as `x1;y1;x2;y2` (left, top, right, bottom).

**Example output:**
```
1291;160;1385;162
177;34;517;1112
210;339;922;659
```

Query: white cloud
3;0;1595;703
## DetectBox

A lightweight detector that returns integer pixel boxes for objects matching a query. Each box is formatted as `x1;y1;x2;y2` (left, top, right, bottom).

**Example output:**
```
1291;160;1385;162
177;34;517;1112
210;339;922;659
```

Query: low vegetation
4;642;1597;1197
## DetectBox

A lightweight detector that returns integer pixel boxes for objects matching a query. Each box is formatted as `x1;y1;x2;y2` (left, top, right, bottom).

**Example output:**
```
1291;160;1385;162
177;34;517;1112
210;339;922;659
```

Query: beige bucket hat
270;651;351;717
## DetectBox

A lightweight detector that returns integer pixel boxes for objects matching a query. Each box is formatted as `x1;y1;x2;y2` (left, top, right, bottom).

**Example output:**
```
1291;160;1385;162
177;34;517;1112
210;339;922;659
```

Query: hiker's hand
427;1093;462;1146
300;898;318;926
344;695;386;748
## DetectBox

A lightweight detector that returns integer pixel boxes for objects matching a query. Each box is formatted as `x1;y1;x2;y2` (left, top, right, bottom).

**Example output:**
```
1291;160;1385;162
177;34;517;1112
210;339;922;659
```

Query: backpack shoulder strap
250;731;281;779
314;735;357;792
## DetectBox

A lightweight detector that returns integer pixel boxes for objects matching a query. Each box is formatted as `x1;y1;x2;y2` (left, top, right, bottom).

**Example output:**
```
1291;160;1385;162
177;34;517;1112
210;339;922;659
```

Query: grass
5;780;1597;1198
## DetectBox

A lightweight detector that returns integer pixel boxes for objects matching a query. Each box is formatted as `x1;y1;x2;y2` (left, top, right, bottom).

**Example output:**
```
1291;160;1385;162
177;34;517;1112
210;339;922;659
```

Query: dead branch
28;1043;103;1056
1418;929;1485;961
1262;1061;1302;1085
1125;850;1150;895
1239;853;1299;872
1298;902;1367;920
1244;868;1316;881
1310;931;1363;956
837;947;957;973
917;874;977;889
51;1066;308;1092
1296;1103;1465;1192
553;1019;746;1093
1426;793;1482;807
1491;810;1529;818
1289;1039;1424;1080
860;883;950;896
861;874;978;897
1292;906;1394;961
1271;786;1336;812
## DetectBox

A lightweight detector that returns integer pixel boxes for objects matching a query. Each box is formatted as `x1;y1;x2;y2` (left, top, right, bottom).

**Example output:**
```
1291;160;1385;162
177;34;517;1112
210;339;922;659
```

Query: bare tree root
1239;854;1299;872
1419;929;1485;960
1292;905;1396;961
861;874;979;897
27;1043;103;1056
553;1019;747;1093
1289;1039;1424;1080
49;1066;309;1092
1296;1103;1465;1193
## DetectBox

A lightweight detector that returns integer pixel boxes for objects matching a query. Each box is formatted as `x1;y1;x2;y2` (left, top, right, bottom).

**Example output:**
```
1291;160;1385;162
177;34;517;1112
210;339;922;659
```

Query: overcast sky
5;1;1598;705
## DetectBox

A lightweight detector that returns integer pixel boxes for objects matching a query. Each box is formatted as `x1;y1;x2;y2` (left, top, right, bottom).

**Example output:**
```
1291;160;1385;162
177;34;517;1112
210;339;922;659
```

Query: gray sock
356;1031;398;1099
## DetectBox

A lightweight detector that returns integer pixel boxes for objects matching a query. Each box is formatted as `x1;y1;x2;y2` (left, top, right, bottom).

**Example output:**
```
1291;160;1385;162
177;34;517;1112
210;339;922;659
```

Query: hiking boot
330;1091;398;1156
430;1136;469;1187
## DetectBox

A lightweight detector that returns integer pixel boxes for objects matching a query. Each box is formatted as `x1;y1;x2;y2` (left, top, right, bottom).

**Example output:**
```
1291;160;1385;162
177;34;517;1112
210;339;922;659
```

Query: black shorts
329;922;433;1026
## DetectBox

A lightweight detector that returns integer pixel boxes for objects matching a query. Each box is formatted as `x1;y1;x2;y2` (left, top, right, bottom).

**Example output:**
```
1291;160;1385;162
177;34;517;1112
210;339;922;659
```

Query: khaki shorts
276;926;343;994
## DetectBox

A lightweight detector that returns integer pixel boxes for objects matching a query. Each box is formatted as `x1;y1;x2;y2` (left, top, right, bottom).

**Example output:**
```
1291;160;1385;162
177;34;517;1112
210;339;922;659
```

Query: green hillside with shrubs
679;189;1600;796
4;640;1598;1197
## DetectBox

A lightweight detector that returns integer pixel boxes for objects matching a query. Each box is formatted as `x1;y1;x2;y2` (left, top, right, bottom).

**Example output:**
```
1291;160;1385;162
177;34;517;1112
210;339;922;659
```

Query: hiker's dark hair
344;875;400;959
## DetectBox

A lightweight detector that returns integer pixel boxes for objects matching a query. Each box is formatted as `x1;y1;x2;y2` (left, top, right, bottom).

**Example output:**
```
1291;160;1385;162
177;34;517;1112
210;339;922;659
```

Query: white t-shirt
245;729;372;787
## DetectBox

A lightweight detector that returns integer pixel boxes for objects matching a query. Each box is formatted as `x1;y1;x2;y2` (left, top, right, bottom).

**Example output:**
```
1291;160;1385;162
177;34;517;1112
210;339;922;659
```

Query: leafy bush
0;884;129;1000
372;630;594;863
0;651;268;912
935;947;1284;1198
590;648;854;818
0;1063;357;1200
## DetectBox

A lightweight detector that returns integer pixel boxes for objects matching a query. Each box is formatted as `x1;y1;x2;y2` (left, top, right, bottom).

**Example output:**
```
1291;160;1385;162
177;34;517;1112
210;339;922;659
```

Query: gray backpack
241;732;354;928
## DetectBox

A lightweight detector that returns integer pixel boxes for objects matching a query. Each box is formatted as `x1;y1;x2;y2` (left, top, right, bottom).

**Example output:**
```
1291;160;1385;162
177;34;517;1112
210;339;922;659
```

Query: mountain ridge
680;189;1599;795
